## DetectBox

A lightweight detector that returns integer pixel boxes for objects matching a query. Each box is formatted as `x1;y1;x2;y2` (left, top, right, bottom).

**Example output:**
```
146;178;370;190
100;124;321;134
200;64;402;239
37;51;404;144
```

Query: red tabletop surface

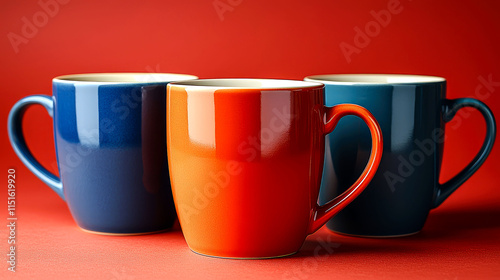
1;0;499;279
0;170;498;280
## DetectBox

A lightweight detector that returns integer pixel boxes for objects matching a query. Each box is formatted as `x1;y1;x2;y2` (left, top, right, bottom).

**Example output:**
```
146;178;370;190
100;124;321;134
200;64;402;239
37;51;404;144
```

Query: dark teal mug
305;74;496;237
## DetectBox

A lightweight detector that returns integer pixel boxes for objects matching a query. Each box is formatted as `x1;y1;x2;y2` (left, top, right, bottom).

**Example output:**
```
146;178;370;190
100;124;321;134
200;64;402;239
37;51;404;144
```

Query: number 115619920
8;169;15;216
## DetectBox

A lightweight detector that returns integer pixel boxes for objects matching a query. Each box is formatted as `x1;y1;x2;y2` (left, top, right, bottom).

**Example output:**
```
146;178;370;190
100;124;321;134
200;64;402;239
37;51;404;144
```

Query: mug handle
8;95;64;200
432;98;496;208
308;104;383;233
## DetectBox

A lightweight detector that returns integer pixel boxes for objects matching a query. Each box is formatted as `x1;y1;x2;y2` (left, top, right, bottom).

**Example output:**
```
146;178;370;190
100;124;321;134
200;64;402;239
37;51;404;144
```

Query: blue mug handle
433;98;496;208
8;95;64;200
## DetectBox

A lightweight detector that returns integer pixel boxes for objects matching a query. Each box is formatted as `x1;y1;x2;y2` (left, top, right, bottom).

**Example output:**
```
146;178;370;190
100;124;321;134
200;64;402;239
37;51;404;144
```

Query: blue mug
8;73;198;235
305;74;496;237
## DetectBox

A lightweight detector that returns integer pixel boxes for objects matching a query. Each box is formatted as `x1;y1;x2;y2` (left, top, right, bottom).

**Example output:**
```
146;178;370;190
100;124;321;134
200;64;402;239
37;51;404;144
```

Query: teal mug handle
8;95;64;199
433;98;496;208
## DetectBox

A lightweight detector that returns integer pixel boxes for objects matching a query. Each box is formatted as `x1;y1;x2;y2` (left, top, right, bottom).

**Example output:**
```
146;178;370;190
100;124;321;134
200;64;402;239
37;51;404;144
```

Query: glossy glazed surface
167;79;383;258
305;74;496;237
8;73;197;234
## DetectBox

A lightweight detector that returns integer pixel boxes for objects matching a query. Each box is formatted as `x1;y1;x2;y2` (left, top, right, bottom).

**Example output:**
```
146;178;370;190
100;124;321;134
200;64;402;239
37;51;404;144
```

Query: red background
1;0;499;279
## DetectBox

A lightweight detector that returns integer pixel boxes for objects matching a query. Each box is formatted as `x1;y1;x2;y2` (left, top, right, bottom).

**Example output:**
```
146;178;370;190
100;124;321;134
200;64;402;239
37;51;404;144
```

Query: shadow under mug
305;74;496;237
8;73;198;235
166;79;383;258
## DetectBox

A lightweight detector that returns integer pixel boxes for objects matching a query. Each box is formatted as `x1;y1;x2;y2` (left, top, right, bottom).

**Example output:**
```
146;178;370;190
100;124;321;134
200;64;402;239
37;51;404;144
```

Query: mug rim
53;73;198;84
304;74;446;85
168;78;324;90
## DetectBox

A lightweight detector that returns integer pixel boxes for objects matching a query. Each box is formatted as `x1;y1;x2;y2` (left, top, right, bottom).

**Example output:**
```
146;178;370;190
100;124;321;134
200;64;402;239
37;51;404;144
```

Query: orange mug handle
308;104;383;234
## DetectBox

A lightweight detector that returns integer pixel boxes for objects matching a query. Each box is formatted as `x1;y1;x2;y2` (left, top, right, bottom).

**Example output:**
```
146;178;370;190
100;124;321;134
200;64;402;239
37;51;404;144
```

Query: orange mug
167;79;383;258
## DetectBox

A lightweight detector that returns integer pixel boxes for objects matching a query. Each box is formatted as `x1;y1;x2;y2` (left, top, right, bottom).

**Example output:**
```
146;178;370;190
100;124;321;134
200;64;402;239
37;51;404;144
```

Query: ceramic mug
8;73;198;235
305;74;496;237
166;79;383;258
